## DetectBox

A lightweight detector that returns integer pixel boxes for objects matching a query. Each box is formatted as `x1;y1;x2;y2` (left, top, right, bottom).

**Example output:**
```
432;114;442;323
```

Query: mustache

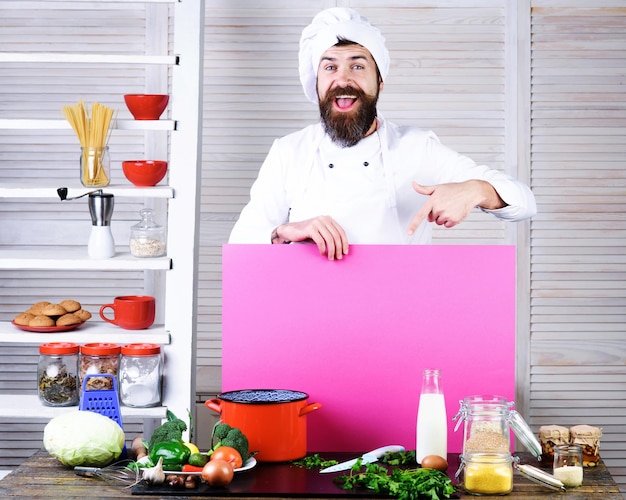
326;85;368;100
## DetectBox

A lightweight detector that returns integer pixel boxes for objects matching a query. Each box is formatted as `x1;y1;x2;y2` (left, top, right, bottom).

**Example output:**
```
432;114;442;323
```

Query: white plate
163;457;256;476
236;457;257;472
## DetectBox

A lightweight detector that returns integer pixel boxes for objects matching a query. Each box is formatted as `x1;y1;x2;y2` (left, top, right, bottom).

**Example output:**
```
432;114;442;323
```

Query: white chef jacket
229;117;536;244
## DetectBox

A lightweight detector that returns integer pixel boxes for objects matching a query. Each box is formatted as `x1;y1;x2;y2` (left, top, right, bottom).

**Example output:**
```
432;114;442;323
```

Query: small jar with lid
119;343;162;407
79;343;120;392
130;208;166;258
38;342;79;406
553;444;583;487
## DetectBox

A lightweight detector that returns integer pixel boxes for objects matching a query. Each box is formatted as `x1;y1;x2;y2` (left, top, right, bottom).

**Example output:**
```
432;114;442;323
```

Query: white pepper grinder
87;191;115;258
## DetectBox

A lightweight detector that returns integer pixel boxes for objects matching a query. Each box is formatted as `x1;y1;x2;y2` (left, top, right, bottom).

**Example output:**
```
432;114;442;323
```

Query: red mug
99;295;155;330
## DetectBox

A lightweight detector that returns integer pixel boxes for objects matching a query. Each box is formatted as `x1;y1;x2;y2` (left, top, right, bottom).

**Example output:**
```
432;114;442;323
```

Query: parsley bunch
337;460;458;500
380;450;417;466
291;453;339;469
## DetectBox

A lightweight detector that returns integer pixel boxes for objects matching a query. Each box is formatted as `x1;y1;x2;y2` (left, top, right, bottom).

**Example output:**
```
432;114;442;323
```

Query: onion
202;459;234;487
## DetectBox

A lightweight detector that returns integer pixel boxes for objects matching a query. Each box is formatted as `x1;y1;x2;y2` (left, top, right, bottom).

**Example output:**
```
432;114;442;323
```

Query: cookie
74;309;92;322
13;312;35;326
41;303;67;317
56;313;82;326
60;299;81;313
26;301;51;315
29;315;55;327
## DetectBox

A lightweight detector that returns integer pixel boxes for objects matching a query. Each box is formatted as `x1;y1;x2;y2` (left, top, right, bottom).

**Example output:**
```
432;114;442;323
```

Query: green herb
380;450;417;466
336;459;458;500
291;454;339;469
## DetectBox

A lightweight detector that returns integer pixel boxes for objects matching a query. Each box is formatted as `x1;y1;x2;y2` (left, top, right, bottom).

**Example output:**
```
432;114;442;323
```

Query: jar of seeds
38;342;79;406
453;395;543;495
453;395;542;458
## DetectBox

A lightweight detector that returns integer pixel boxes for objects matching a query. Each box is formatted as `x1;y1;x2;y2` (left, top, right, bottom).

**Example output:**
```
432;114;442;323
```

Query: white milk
416;392;447;463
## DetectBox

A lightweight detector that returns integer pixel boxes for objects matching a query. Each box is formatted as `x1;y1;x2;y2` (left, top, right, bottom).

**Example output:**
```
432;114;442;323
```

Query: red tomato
210;446;243;469
202;459;234;487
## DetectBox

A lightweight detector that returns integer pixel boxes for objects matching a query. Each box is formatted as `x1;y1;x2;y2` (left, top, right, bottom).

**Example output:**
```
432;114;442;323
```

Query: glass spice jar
119;343;162;407
453;395;541;459
454;395;542;496
79;342;120;392
129;208;166;258
38;342;79;406
458;453;516;496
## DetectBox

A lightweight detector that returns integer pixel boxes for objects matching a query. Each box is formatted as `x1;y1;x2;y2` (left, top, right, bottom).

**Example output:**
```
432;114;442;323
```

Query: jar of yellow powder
458;454;516;495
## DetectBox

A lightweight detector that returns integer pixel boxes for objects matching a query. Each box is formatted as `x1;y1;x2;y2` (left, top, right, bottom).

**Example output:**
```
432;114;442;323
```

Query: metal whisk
74;459;139;486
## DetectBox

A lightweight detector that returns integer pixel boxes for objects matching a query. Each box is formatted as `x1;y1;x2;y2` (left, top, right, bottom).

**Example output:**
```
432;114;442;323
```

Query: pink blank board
222;244;516;453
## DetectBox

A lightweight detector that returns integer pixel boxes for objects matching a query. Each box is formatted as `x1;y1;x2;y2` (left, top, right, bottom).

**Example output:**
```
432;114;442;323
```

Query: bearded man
229;8;536;260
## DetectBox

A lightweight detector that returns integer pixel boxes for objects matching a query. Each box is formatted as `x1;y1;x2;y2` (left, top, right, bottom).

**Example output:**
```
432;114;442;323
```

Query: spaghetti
62;101;115;186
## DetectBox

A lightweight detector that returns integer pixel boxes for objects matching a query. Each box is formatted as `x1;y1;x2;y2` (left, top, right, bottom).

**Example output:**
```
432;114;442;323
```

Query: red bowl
123;94;169;120
122;160;168;187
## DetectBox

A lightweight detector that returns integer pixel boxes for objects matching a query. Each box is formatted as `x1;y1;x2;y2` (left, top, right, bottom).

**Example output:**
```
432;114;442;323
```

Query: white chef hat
298;7;390;103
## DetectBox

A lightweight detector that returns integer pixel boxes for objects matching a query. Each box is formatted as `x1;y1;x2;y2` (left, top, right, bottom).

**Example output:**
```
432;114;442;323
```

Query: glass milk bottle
416;368;447;463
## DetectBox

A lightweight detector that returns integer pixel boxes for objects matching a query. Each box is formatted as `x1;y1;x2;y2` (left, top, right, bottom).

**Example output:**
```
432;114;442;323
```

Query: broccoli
210;422;250;462
148;409;188;450
212;422;232;442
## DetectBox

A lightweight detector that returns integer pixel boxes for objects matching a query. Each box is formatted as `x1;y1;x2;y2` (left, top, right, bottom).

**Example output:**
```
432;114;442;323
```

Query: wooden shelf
0;0;203;442
0;395;167;421
0;322;170;345
0;53;177;65
0;119;175;131
0;248;171;270
0;184;174;199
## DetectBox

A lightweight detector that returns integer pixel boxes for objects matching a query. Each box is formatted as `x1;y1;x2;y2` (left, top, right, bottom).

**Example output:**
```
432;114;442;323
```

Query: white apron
288;130;406;244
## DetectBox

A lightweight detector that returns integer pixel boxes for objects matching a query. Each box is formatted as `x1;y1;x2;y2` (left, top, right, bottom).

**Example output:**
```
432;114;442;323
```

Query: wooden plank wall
528;0;626;494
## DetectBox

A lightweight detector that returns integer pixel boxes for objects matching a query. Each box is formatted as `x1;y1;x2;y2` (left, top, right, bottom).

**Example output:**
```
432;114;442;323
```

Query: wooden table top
0;450;622;499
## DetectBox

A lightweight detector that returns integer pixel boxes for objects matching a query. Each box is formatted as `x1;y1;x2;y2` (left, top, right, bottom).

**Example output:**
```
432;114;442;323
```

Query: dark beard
319;86;378;148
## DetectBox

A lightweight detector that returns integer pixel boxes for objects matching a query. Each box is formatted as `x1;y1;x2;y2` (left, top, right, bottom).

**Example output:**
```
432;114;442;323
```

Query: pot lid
219;389;308;404
510;410;542;457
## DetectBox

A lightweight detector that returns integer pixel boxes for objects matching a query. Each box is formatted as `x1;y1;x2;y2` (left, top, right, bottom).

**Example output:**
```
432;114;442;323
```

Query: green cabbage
43;410;125;467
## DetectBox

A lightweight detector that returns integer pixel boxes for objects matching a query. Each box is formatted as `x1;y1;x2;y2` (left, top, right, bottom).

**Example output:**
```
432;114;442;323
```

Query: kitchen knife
319;445;405;473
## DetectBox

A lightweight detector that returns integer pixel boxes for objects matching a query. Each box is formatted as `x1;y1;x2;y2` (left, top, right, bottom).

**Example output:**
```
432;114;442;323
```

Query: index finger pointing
407;199;433;235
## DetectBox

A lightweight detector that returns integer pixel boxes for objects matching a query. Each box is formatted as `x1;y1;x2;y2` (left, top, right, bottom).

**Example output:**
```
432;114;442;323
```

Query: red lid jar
38;342;79;407
119;343;162;407
79;342;120;392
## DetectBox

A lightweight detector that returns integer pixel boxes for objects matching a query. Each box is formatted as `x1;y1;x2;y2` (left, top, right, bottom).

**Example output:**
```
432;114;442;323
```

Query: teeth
336;95;356;99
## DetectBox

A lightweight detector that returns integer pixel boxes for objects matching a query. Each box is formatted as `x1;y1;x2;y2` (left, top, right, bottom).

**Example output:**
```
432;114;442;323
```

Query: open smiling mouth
334;95;358;111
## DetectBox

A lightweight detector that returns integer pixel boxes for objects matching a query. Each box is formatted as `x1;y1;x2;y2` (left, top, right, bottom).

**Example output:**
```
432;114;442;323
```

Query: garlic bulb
142;457;165;484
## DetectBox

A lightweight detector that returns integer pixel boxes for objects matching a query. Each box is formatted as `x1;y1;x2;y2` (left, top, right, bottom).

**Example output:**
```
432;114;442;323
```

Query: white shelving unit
0;0;204;429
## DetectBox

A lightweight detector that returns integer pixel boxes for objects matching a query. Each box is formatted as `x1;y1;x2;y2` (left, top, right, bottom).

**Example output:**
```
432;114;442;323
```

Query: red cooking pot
205;389;322;462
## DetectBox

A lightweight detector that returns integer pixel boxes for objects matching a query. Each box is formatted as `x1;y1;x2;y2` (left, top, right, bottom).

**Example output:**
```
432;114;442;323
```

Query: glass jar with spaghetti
81;146;110;187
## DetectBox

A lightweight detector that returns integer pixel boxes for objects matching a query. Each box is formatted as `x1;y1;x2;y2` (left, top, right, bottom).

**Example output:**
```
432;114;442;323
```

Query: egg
420;454;448;472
